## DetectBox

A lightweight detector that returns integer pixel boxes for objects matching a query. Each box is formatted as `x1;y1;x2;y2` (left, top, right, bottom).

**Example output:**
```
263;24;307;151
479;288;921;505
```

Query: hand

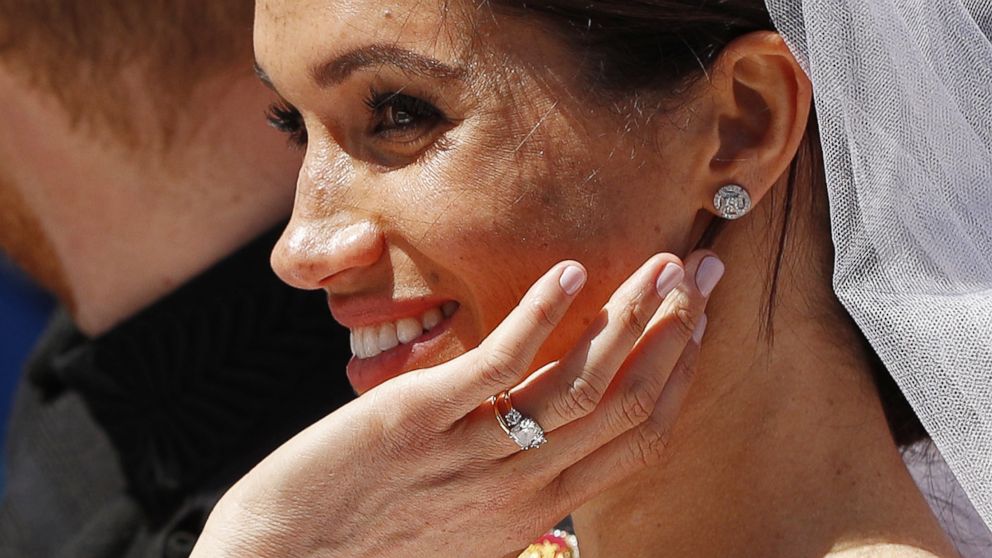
191;250;722;558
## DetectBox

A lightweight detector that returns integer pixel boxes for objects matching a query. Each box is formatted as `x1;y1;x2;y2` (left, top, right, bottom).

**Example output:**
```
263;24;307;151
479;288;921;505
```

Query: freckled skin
254;3;963;556
258;0;706;391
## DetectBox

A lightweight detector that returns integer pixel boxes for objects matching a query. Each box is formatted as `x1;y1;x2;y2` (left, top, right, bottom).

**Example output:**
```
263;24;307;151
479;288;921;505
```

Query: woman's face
255;0;710;393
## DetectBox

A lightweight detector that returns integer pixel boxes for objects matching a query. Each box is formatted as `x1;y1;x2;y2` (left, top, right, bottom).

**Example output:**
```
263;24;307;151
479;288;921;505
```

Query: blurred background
0;254;54;491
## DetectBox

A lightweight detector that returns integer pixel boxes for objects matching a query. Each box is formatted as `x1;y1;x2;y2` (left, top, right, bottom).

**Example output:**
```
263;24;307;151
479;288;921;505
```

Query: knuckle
673;350;699;386
403;399;455;437
528;296;561;331
381;418;429;459
617;386;654;428
477;346;521;388
554;375;606;420
629;425;672;468
545;475;575;514
673;303;701;340
382;405;449;456
619;296;652;341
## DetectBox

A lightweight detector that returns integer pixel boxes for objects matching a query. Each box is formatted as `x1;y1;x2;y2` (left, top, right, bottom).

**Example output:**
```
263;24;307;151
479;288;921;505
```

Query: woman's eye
363;89;446;143
265;102;308;147
264;91;450;162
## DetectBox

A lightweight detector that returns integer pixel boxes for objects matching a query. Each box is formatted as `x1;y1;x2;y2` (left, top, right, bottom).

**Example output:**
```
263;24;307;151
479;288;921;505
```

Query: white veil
764;0;992;547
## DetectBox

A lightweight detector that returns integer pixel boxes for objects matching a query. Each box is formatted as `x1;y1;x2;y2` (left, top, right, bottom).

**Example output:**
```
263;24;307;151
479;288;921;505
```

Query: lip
328;294;454;329
345;312;455;393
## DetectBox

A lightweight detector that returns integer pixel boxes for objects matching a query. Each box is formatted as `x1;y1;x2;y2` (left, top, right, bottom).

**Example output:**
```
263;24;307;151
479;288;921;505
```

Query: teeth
349;302;459;360
361;327;381;359
396;318;422;344
377;322;399;352
422;307;442;330
442;301;458;318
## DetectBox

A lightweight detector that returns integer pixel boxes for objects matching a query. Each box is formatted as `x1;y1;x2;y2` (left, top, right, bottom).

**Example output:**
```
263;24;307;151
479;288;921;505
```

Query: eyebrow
310;43;465;87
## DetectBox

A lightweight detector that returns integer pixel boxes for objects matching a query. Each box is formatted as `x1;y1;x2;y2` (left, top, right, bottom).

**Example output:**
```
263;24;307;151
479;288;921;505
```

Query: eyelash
266;102;308;147
362;86;446;138
265;87;449;153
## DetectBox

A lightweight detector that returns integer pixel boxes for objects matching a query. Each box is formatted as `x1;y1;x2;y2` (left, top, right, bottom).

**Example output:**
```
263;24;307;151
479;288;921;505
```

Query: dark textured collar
25;226;355;518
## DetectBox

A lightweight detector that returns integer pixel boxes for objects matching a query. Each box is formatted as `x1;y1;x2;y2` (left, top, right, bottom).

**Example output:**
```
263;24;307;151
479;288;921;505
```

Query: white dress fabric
764;0;992;544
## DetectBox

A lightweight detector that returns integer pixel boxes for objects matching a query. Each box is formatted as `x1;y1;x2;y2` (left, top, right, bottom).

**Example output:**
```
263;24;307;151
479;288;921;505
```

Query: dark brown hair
490;0;927;448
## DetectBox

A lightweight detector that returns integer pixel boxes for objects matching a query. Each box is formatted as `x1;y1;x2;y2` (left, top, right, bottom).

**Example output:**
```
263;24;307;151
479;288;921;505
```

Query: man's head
0;0;255;141
0;0;303;334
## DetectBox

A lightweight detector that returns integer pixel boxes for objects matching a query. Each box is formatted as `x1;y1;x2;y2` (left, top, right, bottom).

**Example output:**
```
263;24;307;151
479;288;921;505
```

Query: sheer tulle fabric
765;0;992;540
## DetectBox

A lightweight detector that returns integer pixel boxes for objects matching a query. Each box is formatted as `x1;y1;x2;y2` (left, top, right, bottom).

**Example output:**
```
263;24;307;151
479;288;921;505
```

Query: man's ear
696;31;813;216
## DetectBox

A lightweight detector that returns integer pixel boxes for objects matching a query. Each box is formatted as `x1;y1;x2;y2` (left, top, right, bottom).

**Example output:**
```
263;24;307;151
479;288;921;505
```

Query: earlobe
701;31;812;220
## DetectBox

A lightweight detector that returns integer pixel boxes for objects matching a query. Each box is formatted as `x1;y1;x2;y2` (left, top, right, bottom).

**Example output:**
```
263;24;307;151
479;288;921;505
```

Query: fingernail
655;263;684;297
693;313;708;344
559;265;587;295
695;256;725;297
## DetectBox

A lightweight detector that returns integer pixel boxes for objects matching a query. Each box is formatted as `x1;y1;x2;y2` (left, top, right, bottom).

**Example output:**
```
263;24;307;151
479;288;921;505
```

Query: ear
696;31;813;217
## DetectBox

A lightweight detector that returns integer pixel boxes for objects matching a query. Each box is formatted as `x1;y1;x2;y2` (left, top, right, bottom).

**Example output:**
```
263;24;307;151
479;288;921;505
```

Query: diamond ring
492;390;546;451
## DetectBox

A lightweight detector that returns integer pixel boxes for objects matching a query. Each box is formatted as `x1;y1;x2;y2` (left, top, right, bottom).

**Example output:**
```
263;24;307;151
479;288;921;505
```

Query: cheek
368;101;691;367
395;152;562;341
383;118;656;346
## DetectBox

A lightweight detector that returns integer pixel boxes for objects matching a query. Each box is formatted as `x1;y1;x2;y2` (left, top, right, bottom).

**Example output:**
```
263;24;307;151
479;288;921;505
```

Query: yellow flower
518;540;572;558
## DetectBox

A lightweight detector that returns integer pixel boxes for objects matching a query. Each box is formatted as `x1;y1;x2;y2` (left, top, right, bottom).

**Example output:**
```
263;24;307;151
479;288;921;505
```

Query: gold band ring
491;390;547;450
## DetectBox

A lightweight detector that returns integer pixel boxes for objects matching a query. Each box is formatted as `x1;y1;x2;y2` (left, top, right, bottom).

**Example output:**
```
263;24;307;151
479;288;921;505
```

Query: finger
545;318;704;510
510;253;685;433
476;251;721;458
578;253;719;448
523;252;718;469
432;260;587;417
522;308;705;478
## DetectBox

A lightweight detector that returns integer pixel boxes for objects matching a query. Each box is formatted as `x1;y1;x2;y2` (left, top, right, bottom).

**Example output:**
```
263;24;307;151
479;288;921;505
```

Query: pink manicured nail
559;265;587;295
655;263;684;297
695;256;725;297
693;313;708;344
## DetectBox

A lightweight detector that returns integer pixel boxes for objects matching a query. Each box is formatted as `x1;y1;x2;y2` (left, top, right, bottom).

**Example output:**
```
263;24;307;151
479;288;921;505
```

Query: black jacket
0;228;355;558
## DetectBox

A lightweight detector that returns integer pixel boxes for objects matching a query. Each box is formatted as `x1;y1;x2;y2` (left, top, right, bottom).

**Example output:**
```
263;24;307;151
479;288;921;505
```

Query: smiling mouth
349;300;459;359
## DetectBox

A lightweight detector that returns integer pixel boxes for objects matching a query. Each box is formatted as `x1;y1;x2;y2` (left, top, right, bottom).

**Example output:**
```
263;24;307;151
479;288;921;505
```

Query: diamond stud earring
713;184;752;220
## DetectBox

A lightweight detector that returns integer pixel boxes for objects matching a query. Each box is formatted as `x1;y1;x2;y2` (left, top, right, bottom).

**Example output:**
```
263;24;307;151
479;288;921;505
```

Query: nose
271;216;386;291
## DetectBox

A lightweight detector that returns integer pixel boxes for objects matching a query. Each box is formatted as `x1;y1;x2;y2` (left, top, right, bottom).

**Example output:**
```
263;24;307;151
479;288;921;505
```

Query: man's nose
271;217;385;291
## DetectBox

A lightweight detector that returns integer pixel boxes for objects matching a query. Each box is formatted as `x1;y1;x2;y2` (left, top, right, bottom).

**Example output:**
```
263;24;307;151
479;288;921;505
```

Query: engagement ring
493;391;547;450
